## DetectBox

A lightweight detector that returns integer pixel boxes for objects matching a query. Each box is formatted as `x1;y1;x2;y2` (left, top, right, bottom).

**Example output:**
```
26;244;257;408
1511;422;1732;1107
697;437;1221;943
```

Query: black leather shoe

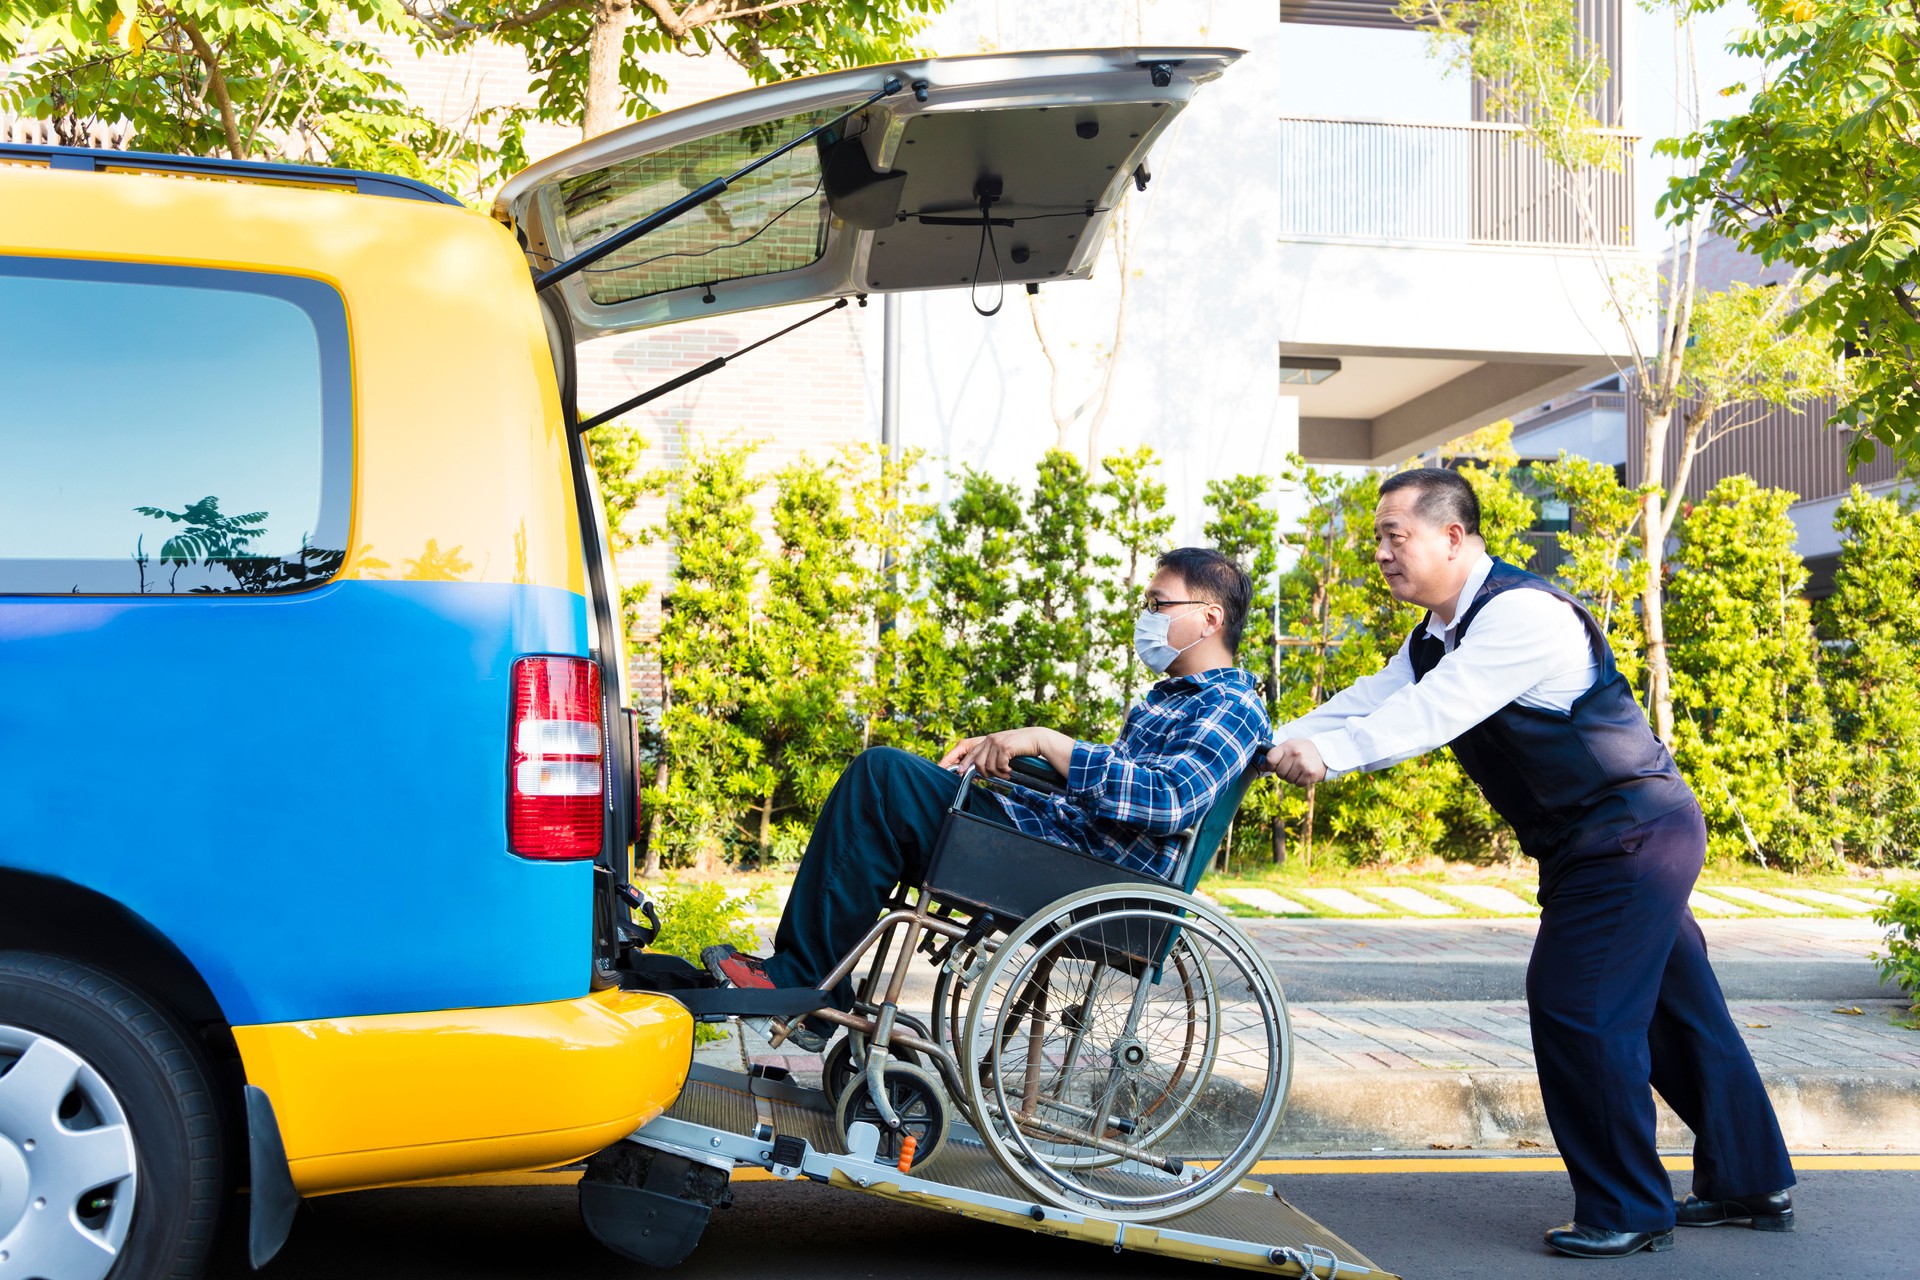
1675;1190;1794;1231
1544;1223;1675;1258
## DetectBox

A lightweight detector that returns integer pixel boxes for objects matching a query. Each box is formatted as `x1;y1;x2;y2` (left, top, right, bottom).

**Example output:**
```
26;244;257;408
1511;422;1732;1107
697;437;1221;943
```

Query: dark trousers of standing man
1528;802;1795;1232
761;746;1009;1010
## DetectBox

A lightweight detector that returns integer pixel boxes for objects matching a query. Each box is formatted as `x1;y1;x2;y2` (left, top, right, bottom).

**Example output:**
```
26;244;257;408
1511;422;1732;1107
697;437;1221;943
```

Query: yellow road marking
420;1153;1920;1189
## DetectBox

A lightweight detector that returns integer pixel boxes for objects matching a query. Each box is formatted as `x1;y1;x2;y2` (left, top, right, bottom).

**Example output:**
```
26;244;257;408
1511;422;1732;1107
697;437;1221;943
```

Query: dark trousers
1528;803;1794;1231
763;746;1006;1009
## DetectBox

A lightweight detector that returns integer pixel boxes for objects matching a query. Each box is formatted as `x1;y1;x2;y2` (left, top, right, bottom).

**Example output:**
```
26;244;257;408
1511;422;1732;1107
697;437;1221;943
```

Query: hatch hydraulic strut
574;296;857;434
535;76;908;294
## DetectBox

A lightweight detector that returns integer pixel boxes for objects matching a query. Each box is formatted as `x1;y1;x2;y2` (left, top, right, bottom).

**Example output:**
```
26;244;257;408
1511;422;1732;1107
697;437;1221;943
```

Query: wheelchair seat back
922;747;1269;934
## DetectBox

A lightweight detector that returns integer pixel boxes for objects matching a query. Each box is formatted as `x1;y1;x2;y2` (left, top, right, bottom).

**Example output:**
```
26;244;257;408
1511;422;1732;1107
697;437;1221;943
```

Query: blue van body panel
0;580;597;1026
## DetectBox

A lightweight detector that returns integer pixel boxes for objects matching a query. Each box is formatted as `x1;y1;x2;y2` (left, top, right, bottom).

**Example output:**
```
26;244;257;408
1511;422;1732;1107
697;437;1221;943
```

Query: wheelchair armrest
1009;754;1067;791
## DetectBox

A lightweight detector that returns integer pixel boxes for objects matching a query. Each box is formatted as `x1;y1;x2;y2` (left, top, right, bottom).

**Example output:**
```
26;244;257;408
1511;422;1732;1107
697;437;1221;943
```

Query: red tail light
509;656;603;859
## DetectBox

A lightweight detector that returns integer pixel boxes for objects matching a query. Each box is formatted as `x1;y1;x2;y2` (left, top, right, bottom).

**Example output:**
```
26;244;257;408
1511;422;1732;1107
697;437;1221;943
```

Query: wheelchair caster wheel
822;1028;925;1102
832;1060;949;1170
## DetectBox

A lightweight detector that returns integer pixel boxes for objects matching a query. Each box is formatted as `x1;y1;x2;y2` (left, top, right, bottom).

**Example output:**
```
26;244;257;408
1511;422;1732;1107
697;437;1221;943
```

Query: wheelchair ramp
639;1065;1398;1279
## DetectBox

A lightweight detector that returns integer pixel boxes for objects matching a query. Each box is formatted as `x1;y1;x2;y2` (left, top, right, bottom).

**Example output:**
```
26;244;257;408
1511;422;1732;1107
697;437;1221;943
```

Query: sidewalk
698;913;1920;1155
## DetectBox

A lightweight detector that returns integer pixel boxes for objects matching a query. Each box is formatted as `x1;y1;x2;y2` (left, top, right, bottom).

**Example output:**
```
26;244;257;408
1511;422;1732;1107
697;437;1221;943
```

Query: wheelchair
767;750;1292;1224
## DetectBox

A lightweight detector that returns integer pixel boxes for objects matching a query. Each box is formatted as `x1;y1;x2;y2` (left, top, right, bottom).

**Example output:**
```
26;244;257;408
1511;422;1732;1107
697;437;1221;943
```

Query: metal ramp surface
637;1064;1399;1279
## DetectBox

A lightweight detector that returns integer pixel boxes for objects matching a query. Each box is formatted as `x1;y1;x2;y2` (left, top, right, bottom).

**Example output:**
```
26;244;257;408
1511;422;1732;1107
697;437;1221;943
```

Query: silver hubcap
0;1026;138;1280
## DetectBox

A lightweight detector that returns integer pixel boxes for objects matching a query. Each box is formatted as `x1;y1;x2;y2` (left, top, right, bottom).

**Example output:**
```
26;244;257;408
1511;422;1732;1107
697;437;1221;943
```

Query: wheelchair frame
758;752;1289;1220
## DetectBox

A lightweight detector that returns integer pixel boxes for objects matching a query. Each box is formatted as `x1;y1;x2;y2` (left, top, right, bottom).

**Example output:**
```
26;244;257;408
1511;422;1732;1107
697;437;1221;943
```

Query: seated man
703;546;1272;1049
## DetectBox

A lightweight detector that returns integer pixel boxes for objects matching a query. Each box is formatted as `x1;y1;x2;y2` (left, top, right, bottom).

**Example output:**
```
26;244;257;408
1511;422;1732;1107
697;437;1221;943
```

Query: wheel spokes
0;1038;83;1130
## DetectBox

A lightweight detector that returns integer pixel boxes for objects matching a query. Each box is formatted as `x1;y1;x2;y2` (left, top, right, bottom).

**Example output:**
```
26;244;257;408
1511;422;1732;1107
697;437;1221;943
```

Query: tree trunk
584;0;634;139
757;794;773;865
1640;488;1676;749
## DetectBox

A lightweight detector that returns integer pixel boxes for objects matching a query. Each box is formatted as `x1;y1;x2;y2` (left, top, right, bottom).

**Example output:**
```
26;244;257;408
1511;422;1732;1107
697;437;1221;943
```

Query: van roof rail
0;144;462;206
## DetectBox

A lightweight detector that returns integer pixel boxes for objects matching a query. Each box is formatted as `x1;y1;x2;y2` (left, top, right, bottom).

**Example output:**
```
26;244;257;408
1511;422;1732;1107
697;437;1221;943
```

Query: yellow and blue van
0;47;1234;1278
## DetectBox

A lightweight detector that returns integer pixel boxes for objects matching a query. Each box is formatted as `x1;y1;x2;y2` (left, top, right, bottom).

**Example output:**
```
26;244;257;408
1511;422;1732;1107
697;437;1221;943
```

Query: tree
1409;0;1846;750
0;1;472;185
1664;0;1920;465
737;456;868;863
1536;453;1645;690
406;0;940;154
1203;473;1283;864
643;441;767;870
1818;486;1920;866
1013;450;1111;737
869;467;1024;757
1666;474;1839;867
1093;446;1175;714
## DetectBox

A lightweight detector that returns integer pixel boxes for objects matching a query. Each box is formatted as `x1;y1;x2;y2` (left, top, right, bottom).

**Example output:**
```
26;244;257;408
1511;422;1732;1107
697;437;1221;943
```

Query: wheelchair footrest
614;951;827;1022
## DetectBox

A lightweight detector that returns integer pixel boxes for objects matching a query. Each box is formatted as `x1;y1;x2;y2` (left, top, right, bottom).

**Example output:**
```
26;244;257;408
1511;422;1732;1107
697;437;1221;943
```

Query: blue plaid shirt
988;665;1271;880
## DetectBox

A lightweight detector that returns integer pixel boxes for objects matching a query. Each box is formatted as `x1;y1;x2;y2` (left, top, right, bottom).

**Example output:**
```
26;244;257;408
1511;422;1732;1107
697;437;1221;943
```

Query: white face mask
1133;605;1206;674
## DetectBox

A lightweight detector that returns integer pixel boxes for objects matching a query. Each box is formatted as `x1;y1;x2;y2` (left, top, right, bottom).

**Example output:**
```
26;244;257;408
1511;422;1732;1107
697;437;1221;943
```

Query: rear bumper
233;988;694;1196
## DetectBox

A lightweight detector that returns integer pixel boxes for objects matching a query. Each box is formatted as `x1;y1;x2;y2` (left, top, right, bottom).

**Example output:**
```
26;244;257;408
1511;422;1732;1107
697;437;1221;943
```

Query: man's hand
1264;738;1327;786
940;727;1073;779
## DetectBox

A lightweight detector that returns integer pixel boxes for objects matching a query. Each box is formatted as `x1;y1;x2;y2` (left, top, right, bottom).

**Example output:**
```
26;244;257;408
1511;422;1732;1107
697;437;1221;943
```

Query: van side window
0;258;350;595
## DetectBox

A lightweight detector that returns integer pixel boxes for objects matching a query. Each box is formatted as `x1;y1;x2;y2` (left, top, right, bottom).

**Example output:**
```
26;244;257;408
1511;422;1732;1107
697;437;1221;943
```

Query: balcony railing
1278;116;1635;249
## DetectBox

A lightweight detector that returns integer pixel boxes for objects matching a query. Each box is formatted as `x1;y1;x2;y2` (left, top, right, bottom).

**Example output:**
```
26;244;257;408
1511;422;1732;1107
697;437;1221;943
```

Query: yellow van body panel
0;166;584;596
233;989;694;1195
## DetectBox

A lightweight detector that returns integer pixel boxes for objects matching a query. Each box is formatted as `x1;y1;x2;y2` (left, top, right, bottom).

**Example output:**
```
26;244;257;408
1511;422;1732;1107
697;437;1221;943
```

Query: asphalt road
212;1166;1916;1280
1267;958;1900;1003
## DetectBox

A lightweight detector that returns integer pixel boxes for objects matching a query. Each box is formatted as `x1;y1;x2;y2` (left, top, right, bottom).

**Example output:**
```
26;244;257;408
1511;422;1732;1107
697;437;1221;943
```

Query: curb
1272;1068;1920;1155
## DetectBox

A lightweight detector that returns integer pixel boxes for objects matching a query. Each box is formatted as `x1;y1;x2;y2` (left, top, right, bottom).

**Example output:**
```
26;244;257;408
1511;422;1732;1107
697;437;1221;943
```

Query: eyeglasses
1139;596;1210;614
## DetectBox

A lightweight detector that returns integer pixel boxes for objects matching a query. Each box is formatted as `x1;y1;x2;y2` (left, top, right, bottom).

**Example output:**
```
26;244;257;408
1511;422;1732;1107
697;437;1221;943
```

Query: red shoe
701;944;774;989
701;945;828;1052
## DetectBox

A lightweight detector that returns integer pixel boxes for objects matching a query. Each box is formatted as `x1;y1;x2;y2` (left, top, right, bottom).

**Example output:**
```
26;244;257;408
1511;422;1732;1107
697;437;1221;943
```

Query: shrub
647;879;760;1044
1873;885;1920;1027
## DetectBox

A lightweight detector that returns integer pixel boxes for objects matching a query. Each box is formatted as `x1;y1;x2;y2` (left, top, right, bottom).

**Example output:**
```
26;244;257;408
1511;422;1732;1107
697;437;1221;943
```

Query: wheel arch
0;867;236;1052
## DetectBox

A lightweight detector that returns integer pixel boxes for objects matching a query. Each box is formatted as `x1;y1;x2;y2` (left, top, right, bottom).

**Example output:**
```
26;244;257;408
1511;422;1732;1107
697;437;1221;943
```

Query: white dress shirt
1279;553;1599;779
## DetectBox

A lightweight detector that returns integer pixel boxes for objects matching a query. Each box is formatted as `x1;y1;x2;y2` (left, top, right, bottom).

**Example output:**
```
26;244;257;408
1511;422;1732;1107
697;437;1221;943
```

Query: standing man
1269;468;1793;1259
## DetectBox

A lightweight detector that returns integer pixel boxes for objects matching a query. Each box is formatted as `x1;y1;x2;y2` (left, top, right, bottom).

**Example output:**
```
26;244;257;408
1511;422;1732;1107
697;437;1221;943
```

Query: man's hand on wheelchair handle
940;727;1075;779
1264;738;1327;786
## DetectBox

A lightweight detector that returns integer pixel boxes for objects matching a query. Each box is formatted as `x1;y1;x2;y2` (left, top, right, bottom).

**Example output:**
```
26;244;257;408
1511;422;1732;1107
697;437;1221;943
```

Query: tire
821;1027;923;1103
832;1061;950;1170
961;885;1291;1223
0;952;226;1280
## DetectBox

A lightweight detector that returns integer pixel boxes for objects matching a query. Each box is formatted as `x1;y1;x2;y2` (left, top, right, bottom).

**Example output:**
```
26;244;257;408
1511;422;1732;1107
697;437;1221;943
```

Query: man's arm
1065;694;1267;836
1295;590;1590;777
939;726;1074;777
1276;636;1417;743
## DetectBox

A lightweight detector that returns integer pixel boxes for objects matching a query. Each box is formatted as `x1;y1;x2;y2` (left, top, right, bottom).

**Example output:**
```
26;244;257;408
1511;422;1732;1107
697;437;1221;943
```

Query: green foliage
737;456;870;861
1661;0;1920;464
0;1;475;189
1666;475;1840;867
1096;447;1177;713
645;877;758;1042
417;0;941;173
1871;884;1920;1023
1013;450;1111;736
1401;0;1621;170
647;442;769;868
1203;472;1283;865
588;420;650;645
626;438;1920;876
1535;454;1646;690
1818;488;1920;866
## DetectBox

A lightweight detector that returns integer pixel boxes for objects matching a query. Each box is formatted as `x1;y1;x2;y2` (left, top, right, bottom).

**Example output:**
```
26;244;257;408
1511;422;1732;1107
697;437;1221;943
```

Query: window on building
0;259;351;595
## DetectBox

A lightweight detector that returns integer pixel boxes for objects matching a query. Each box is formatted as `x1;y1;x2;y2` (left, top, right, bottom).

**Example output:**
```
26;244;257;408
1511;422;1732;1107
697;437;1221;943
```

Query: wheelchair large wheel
961;884;1290;1223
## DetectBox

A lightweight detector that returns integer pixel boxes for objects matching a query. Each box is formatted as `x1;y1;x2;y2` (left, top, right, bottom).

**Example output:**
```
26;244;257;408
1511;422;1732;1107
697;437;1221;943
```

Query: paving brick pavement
703;914;1917;1150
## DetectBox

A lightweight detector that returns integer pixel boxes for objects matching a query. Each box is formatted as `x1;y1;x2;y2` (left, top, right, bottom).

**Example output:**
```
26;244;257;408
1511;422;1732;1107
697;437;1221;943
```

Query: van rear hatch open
493;48;1240;338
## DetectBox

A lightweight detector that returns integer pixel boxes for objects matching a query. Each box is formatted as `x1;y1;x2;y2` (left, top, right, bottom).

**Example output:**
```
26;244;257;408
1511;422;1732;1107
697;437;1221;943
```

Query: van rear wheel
0;953;225;1280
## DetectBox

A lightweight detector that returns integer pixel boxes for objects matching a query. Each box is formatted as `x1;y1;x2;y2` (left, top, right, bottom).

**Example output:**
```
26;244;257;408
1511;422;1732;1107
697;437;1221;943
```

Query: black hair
1155;547;1253;655
1378;466;1481;537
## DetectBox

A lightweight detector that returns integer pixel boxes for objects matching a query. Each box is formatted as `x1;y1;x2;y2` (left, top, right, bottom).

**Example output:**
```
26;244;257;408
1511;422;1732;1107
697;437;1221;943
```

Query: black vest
1409;559;1694;861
